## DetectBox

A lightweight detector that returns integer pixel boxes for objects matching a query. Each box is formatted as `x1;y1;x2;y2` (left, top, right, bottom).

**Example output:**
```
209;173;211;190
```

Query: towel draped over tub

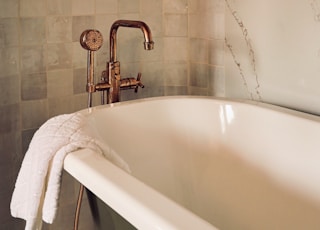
10;112;130;230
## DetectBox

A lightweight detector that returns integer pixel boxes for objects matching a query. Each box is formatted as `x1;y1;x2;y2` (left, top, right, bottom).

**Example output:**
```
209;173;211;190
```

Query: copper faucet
98;20;154;104
80;20;154;105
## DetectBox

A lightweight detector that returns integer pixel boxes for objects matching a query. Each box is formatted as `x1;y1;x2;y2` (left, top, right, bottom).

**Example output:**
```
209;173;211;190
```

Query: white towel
10;112;130;230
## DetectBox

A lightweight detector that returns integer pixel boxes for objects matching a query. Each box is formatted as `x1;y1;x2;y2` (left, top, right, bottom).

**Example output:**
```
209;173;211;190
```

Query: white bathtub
64;96;320;230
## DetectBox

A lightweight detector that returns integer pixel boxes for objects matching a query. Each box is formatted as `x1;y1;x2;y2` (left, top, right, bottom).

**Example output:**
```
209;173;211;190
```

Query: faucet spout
109;20;154;62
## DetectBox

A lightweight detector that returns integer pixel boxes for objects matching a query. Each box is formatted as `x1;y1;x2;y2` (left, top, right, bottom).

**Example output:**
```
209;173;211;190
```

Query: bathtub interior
83;97;320;230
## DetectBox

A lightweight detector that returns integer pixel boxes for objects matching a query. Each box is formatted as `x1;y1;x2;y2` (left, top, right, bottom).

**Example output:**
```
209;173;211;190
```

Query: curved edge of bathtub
64;149;218;230
84;95;320;123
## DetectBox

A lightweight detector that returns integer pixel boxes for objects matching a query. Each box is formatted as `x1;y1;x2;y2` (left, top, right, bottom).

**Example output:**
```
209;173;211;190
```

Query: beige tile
21;73;47;100
164;62;188;86
21;129;36;154
48;96;76;117
47;69;73;98
189;86;208;96
0;18;19;47
164;0;188;13
201;13;219;39
187;0;198;13
117;13;140;20
188;0;225;39
164;14;188;37
117;29;142;62
140;0;163;15
140;36;163;62
213;0;225;14
119;0;140;13
163;37;188;62
141;61;164;86
0;104;20;133
73;68;87;94
0;0;19;18
48;0;72;15
209;39;224;66
96;44;109;70
165;86;188;95
212;13;225;39
118;61;140;83
72;0;94;15
0;47;19;76
0;74;19;105
20;45;47;74
189;38;208;63
72;41;87;69
20;0;46;17
188;13;201;38
73;93;90;110
189;63;208;87
209;65;225;97
20;17;46;45
189;0;221;14
47;16;72;43
47;43;73;71
96;0;118;14
21;100;48;129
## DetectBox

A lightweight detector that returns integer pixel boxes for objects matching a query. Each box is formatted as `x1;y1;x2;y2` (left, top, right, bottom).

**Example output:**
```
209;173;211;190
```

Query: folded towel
10;112;130;230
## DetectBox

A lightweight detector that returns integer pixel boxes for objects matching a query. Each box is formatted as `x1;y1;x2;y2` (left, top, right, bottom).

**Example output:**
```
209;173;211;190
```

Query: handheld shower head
80;29;104;107
80;29;103;51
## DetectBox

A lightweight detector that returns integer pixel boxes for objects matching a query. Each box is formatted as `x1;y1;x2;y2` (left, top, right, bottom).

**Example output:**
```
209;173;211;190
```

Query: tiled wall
3;0;320;228
188;0;225;97
0;0;224;229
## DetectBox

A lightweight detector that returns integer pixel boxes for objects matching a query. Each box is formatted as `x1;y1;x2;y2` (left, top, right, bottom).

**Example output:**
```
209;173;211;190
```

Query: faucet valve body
97;61;145;103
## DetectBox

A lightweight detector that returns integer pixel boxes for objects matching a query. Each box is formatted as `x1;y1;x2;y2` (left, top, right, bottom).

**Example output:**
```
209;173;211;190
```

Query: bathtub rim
82;95;320;123
64;148;218;230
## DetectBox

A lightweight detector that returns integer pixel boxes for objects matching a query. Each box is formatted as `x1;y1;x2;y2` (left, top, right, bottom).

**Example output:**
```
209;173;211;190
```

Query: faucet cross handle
134;73;144;93
119;72;145;92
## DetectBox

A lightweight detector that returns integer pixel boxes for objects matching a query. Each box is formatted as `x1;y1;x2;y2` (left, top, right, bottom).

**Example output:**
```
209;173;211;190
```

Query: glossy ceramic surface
65;96;320;230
